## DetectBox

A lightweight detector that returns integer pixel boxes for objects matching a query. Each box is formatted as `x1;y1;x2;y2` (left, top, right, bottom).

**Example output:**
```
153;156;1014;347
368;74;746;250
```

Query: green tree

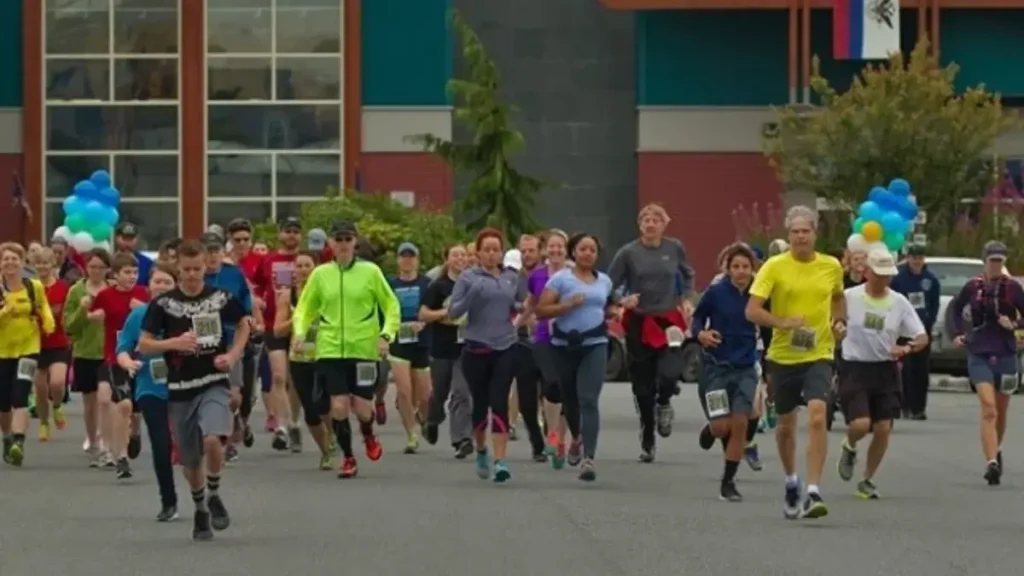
406;9;547;241
763;40;1019;235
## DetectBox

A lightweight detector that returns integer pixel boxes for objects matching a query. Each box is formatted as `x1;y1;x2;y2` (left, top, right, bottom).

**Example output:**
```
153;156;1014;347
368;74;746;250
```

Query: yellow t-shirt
750;251;843;365
0;280;56;359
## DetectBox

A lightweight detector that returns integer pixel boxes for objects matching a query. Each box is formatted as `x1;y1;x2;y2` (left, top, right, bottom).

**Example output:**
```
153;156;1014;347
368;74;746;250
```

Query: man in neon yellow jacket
292;220;401;478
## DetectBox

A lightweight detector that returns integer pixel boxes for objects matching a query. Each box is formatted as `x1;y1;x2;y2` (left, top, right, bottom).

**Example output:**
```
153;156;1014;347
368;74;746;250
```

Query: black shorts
265;333;290;352
388;343;430;370
316;358;379;400
72;358;103;394
838;360;901;423
98;364;138;408
39;348;71;369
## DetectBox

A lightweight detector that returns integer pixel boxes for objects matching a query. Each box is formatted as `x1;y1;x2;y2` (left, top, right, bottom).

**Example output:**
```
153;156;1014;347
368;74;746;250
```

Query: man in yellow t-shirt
745;206;845;521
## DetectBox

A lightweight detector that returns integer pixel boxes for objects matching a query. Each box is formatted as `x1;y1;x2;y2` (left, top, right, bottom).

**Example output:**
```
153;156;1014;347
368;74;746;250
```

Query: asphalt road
2;385;1023;576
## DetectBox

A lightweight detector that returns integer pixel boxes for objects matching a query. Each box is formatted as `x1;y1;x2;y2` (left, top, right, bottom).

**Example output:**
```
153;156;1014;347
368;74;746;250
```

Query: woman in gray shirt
448;228;522;484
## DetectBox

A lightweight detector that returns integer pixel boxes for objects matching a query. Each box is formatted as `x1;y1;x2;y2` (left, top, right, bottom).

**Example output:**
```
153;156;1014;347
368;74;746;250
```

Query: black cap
330;219;358;238
116;222;138;237
278;216;302;231
200;232;225;250
906;244;926;256
984;240;1008;260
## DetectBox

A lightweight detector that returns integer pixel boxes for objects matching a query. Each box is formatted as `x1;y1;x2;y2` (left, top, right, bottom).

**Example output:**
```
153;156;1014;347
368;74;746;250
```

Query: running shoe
374;401;387;426
579;459;597;482
156;505;178;522
288;426;303;453
985;461;1002;486
801;491;828;519
338;456;358;478
5;439;22;466
329;438;340;456
271;428;289;451
551;443;567;470
115;457;133;479
638;447;656;463
225;445;240;463
744;442;763;471
53;405;67;430
509;426;518;441
364;434;383;461
567;439;583;467
454;439;473;459
128;434;142;459
242;424;255;448
208;495;231;530
532;450;548;463
318;452;333;471
720;481;742;502
192;510;214;541
855;479;880;500
424;423;439;445
404;433;420;454
264;416;276;433
783;480;801;519
656;403;674;438
475;449;491;479
837;439;857;481
698;424;714;450
99;450;115;468
494;460;511;483
38;422;50;443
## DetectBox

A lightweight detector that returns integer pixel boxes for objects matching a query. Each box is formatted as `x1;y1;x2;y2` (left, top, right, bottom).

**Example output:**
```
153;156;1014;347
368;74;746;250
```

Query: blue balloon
102;205;120;227
888;178;911;197
73;180;99;201
876;190;901;210
82;200;107;224
897;196;918;220
868;186;888;204
63;194;87;217
880;211;905;234
858;201;883;222
98;186;121;207
90;170;112;189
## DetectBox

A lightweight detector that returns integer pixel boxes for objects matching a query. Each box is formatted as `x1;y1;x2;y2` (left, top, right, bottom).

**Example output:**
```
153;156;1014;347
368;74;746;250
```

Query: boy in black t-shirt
139;240;249;542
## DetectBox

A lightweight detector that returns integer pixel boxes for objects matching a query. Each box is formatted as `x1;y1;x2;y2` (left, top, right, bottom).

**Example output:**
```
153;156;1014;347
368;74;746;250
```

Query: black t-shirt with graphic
423;274;461;360
142;285;247;402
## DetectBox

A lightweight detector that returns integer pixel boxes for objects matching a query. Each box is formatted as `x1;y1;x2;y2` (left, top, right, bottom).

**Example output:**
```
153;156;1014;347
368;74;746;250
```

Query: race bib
908;292;925;309
665;326;685;348
16;357;37;382
398;322;418;344
863;312;886;332
150;358;168;384
1015;330;1024;346
456;324;466;344
1000;373;1019;395
192;313;222;347
705;389;729;418
790;328;816;351
356;362;377;387
272;265;293;288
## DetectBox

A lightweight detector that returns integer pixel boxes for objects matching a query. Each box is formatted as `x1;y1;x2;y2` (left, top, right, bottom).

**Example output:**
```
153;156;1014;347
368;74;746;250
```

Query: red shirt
253;251;298;327
91;285;150;364
236;252;263;284
41;279;70;350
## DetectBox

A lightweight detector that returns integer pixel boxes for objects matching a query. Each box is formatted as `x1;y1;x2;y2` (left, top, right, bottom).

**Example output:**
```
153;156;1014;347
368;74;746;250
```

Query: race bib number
665;326;685;348
705;389;729;418
1000;373;1019;395
908;292;925;309
356;362;377;387
398;322;418;344
790;328;816;351
16;357;37;381
272;265;293;288
863;312;886;332
150;358;168;384
456;324;466;344
192;313;222;347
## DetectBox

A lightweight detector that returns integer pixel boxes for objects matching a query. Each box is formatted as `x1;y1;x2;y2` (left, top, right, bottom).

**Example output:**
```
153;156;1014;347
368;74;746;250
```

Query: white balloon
70;232;95;253
94;240;112;254
865;241;889;254
846;234;868;253
53;226;72;241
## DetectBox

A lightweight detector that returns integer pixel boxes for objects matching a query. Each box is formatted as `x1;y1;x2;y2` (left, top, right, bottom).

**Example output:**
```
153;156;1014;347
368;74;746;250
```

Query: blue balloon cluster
53;170;121;252
848;178;919;253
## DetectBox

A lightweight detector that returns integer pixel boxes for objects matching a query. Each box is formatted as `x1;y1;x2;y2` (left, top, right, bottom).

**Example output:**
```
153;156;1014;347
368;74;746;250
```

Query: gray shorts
169;385;232;470
701;357;758;419
967;354;1019;393
767;360;832;415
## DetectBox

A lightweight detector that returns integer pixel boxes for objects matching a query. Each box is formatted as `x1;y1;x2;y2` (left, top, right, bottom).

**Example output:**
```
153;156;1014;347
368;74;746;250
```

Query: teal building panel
941;9;1024;96
362;0;452;106
0;1;23;107
636;10;788;107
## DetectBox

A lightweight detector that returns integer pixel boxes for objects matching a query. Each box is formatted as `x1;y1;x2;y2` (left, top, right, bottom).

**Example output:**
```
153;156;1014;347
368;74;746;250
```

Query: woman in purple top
525;230;578;469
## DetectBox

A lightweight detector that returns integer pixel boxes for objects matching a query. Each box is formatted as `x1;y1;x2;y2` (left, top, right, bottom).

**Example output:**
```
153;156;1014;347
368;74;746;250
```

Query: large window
44;0;181;250
205;0;343;228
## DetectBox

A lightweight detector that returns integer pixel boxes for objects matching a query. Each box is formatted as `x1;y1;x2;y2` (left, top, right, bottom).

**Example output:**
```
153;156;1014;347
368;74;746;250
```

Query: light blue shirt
546;269;612;347
117;304;167;401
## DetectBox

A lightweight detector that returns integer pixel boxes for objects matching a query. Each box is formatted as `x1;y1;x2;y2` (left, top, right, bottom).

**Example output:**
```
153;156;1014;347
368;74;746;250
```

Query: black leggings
511;343;545;455
461;346;516;435
239;347;257;421
290;361;330;427
0;358;34;412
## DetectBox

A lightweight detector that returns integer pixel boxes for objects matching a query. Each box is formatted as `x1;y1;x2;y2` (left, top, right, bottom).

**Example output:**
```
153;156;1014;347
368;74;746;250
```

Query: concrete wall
451;0;638;252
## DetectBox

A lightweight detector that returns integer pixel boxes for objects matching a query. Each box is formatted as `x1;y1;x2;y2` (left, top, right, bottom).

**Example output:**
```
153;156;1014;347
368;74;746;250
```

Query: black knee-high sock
746;418;759;443
334;419;353;457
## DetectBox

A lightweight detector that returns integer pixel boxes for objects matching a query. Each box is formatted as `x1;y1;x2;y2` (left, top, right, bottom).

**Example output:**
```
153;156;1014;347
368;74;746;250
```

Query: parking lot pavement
2;387;1023;576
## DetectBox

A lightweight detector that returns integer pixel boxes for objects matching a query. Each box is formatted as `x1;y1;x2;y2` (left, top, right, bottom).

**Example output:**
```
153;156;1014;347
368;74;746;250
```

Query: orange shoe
364;435;383;461
38;422;51;442
338;456;358;478
53;406;67;431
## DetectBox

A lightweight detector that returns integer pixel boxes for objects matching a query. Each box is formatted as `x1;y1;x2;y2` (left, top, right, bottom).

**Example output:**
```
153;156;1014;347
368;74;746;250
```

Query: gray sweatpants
427;357;472;446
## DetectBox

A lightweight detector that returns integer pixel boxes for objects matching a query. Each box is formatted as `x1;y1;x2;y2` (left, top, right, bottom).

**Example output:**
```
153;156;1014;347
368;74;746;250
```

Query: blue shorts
967;354;1018;392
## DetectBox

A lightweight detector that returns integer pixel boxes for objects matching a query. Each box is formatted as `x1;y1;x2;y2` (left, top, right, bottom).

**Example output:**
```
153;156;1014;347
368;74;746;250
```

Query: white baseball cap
867;249;898;276
503;249;522;271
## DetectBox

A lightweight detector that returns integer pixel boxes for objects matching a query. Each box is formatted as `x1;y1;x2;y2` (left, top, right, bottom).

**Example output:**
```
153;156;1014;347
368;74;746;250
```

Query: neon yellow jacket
293;259;400;361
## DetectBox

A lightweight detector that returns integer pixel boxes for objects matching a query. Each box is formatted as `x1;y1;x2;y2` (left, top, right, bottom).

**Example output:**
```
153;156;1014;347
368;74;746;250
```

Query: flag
833;0;900;60
11;173;32;224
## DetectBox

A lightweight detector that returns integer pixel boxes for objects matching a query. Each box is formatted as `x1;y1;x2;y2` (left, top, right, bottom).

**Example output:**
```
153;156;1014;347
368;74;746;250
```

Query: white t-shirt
841;285;926;362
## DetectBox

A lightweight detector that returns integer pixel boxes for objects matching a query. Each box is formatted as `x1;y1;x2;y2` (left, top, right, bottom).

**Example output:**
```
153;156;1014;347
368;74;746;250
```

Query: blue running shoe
475;449;491;480
784;479;801;519
493;460;511;483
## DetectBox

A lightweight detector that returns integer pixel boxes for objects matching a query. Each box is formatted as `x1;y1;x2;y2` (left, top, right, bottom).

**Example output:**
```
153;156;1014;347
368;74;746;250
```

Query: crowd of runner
1;203;1021;540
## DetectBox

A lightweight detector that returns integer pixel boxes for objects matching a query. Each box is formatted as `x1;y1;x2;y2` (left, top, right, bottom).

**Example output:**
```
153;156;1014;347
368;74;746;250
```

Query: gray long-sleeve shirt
448;265;522;351
607;238;695;314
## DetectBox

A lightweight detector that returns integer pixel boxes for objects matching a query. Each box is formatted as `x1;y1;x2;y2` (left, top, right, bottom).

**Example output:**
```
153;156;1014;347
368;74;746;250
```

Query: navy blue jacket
205;263;253;345
691;279;757;367
890;264;940;333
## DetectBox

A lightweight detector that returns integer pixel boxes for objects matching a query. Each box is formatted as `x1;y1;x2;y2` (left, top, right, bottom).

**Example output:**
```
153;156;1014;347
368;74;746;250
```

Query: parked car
603;318;703;383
